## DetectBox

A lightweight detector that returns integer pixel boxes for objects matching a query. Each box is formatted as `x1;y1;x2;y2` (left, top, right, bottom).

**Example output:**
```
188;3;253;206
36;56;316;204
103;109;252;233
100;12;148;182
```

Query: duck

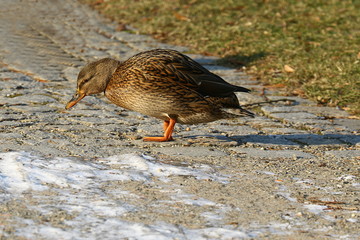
65;49;254;142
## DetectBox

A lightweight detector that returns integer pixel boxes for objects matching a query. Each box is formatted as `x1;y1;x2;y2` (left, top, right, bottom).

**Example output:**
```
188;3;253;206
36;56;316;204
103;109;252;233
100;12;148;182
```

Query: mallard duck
65;49;254;142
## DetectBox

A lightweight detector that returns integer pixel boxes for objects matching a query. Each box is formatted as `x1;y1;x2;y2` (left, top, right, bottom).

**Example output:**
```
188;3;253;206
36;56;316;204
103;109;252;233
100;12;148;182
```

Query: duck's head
65;58;120;110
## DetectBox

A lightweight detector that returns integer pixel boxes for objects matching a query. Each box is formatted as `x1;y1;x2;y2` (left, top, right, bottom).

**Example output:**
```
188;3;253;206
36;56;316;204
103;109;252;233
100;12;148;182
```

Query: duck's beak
65;92;86;110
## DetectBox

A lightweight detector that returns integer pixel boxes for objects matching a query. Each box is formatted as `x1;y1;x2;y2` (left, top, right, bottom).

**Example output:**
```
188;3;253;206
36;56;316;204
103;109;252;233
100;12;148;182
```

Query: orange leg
163;120;169;131
143;118;176;142
163;120;174;141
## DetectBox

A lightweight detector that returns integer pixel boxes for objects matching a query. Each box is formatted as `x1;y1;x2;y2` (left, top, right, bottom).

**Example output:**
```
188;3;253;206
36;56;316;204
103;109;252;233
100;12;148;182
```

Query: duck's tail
235;86;251;93
224;106;255;118
238;107;255;118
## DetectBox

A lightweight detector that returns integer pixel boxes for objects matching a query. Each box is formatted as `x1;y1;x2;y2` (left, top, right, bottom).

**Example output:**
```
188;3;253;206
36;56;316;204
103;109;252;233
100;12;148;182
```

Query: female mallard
65;49;254;142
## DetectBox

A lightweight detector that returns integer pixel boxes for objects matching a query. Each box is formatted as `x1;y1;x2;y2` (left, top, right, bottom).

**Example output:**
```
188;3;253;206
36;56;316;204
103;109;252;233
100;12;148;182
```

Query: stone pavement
0;0;359;239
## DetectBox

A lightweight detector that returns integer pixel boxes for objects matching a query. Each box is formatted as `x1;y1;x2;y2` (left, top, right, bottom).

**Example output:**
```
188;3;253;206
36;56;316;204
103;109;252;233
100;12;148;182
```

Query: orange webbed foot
143;118;176;142
143;136;174;142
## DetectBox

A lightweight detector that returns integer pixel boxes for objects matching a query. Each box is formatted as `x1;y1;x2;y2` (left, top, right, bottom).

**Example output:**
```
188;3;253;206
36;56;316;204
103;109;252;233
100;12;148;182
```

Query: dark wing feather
128;49;250;97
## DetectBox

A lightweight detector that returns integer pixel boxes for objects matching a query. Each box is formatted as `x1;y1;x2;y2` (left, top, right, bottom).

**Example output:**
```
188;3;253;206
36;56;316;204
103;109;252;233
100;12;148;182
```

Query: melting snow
303;204;328;214
1;151;350;239
0;151;252;239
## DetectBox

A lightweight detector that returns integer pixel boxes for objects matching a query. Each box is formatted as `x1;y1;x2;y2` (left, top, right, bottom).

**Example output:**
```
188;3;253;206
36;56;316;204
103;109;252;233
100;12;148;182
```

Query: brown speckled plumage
66;49;254;141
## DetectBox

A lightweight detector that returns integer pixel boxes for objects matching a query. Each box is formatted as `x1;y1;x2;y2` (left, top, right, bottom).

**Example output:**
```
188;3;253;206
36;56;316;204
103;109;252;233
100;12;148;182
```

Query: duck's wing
129;49;251;97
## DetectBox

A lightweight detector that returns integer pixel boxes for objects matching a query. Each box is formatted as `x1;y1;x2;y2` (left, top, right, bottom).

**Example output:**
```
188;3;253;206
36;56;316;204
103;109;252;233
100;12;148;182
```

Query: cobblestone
324;150;360;159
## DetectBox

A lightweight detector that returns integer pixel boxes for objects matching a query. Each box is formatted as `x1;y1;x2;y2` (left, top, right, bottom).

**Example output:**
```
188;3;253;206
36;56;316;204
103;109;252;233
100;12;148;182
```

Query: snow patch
304;204;327;214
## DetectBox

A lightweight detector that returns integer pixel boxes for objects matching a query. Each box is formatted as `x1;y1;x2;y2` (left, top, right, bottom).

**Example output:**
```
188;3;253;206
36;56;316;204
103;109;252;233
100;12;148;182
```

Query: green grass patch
81;0;360;115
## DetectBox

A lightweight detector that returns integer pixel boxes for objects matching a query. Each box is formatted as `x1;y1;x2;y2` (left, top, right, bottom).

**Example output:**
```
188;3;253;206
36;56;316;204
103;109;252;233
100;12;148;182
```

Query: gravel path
0;0;359;239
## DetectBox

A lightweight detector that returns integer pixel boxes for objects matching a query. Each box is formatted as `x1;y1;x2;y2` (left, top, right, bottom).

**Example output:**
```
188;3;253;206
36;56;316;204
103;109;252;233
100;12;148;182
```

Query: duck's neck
103;59;122;85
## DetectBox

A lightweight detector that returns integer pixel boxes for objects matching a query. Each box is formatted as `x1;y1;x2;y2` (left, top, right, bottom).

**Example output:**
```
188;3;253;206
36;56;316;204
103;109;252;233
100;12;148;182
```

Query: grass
81;0;360;115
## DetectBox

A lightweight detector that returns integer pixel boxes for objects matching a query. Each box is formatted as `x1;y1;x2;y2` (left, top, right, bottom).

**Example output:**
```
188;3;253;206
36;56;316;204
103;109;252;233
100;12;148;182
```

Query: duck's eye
79;78;90;88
